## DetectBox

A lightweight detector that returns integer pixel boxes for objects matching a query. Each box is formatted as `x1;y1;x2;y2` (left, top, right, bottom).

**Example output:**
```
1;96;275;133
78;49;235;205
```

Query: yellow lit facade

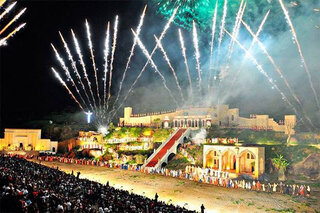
0;129;58;152
203;145;265;178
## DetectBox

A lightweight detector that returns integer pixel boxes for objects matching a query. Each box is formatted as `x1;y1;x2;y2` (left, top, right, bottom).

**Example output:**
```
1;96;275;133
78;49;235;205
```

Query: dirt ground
33;160;319;213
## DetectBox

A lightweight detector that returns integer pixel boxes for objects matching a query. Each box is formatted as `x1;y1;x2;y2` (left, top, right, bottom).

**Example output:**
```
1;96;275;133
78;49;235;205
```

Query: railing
154;128;191;168
142;129;179;168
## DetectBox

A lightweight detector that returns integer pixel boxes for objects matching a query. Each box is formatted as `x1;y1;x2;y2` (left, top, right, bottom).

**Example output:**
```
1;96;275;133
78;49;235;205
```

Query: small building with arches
0;129;58;153
203;144;265;178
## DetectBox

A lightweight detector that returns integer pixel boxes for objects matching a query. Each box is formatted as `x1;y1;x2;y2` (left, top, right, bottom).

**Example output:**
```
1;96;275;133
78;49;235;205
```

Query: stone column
254;158;259;178
236;156;240;173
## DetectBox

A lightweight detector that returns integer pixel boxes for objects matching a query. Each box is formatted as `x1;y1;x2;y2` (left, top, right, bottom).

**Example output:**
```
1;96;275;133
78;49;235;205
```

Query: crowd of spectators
38;156;312;198
0;155;195;213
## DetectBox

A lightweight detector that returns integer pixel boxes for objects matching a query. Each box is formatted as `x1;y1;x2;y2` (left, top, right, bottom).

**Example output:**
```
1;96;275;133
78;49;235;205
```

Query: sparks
0;22;25;46
58;31;93;110
0;1;16;21
111;7;178;120
178;29;193;102
132;29;178;107
103;21;111;110
242;20;314;128
0;7;26;35
85;19;101;106
209;0;218;68
112;5;147;112
154;35;185;102
71;29;97;109
278;0;320;110
51;43;88;109
51;67;84;111
192;21;202;95
106;15;119;111
217;0;228;51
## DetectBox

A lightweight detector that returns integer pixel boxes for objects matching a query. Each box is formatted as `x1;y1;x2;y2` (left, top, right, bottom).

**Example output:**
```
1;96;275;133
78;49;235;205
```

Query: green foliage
104;127;172;142
153;128;173;142
207;126;287;144
272;154;289;171
166;154;190;170
117;149;153;156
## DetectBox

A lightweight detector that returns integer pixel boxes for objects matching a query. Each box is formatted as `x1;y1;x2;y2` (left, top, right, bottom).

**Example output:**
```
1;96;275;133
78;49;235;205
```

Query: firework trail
0;22;25;46
51;67;84;111
220;1;246;87
278;0;320;110
71;29;97;109
208;0;218;91
246;10;270;56
154;35;185;102
209;0;218;68
178;29;193;102
0;1;16;21
112;5;147;112
105;17;119;112
217;0;228;54
110;7;178;120
192;21;202;95
242;20;315;128
51;43;88;109
58;31;93;110
106;15;119;111
226;0;245;61
224;30;305;123
132;29;178;106
230;10;270;88
103;21;110;110
85;19;101;106
0;7;26;35
0;0;5;7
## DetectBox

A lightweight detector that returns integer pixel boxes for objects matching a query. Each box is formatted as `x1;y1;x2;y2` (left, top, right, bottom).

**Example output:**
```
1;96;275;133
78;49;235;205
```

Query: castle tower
124;107;132;124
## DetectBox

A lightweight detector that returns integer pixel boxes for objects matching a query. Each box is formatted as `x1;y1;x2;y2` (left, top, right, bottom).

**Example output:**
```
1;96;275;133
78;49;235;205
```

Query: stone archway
221;149;236;171
168;153;176;162
239;150;256;173
205;149;219;169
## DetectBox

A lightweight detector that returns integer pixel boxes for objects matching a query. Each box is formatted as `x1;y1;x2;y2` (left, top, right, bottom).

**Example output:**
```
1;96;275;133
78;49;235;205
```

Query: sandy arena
33;160;319;213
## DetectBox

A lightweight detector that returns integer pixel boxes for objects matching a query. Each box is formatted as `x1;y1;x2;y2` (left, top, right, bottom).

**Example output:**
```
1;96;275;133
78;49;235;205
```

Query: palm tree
272;154;289;181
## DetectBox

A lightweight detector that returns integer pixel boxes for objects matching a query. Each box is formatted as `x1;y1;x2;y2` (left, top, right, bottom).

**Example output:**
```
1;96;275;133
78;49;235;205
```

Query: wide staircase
145;128;187;168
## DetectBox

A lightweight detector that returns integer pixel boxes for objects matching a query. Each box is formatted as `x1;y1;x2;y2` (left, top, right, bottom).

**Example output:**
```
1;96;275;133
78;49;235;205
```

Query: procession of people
34;155;311;197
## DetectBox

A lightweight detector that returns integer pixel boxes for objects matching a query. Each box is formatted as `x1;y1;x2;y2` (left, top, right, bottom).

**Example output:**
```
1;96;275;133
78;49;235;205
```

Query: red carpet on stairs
146;129;186;167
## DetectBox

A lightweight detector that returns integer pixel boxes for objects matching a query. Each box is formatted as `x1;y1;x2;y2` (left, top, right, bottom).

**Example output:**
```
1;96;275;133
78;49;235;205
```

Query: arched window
231;115;234;121
247;153;250;159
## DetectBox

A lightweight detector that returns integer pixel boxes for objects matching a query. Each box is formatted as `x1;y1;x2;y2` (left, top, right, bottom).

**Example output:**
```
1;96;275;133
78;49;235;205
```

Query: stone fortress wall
119;105;296;134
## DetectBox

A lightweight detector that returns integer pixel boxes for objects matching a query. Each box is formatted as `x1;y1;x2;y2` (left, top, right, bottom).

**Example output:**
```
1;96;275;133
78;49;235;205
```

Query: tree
153;118;161;129
272;154;289;181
